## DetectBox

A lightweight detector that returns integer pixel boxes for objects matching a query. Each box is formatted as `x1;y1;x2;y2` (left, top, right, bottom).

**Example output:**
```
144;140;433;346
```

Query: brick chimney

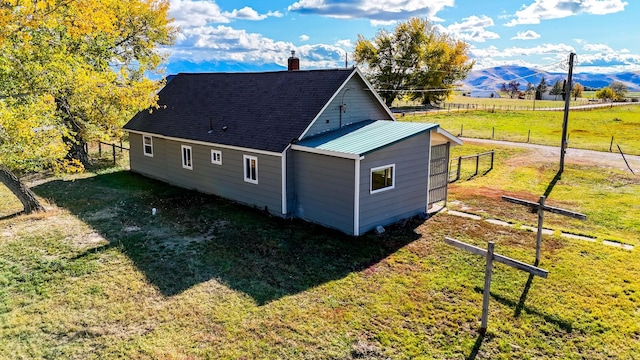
287;50;299;71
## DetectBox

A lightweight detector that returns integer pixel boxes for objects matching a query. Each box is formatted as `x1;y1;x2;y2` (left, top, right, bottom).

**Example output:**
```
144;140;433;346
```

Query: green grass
0;148;639;358
449;143;640;245
393;94;591;110
402;105;640;155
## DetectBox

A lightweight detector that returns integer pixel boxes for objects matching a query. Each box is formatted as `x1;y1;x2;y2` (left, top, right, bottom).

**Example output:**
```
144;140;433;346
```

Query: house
123;60;461;236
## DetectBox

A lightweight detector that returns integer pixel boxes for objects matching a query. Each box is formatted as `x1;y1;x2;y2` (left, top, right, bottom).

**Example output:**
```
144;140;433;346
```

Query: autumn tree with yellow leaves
0;0;175;213
354;17;474;107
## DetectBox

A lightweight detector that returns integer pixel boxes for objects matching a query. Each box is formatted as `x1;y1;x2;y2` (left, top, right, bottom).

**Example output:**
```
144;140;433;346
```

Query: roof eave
436;127;463;146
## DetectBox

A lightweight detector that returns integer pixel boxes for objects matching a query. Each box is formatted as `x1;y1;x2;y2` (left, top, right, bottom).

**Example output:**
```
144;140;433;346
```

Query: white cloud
472;43;575;58
335;39;353;49
505;0;628;26
223;7;283;20
577;52;640;73
469;43;576;71
583;43;613;52
511;30;541;40
169;0;282;28
171;25;346;69
299;34;310;41
444;15;500;43
469;42;640;73
370;19;398;27
288;0;454;23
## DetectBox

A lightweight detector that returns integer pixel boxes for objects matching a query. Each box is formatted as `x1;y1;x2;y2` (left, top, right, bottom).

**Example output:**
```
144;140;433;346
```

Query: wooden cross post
445;237;549;334
502;195;586;265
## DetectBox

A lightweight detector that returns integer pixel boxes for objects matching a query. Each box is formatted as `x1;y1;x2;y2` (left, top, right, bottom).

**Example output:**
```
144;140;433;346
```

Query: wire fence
449;150;495;182
394;99;639;116
87;141;129;166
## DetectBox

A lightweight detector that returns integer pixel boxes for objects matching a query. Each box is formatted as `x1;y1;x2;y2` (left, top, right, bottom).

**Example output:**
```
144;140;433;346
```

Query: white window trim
143;135;153;157
370;164;395;194
243;155;258;184
211;149;222;165
181;145;193;170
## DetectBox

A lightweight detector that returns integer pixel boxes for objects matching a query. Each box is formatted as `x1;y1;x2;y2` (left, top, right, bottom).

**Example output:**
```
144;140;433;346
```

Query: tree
609;81;628;101
536;77;548;100
525;82;535;100
507;80;521;99
549;80;564;100
572;83;584;100
499;83;508;97
354;17;474;107
0;0;175;213
595;87;616;101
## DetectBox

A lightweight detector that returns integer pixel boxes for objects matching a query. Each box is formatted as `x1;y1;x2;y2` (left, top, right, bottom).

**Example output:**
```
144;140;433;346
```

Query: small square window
243;155;258;184
211;150;222;165
143;135;153;157
181;145;192;170
370;164;395;194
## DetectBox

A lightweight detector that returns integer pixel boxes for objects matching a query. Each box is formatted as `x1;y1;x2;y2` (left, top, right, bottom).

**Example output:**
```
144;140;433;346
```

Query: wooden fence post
609;136;614;152
474;154;479;176
98;142;102;157
112;144;116;165
490;150;494;171
535;196;545;265
527;129;531;143
460;124;463;136
456;156;462;181
480;242;495;334
492;127;495;139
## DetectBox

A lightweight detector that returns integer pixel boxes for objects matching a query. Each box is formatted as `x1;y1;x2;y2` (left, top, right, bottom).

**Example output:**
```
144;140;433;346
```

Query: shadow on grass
543;170;563;198
33;171;421;305
466;333;485;360
472;285;572;332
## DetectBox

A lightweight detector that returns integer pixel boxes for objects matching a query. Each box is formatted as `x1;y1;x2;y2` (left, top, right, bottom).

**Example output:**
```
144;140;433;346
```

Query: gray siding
129;133;170;182
294;152;355;234
303;76;392;138
358;133;431;234
285;148;296;216
129;134;283;215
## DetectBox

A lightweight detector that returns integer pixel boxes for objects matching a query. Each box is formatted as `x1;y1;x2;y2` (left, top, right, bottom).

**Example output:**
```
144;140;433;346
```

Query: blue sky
165;0;637;74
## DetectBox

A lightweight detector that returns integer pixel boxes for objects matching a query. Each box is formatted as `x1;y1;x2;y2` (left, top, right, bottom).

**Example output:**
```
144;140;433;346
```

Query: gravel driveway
460;137;640;173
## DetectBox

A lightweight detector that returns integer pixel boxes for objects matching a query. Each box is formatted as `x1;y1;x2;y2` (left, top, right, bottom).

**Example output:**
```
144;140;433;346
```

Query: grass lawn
0;145;639;358
402;105;640;155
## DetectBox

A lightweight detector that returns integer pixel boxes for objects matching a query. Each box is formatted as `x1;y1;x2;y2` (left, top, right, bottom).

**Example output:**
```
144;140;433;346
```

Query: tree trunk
67;137;91;168
0;165;45;214
57;97;91;168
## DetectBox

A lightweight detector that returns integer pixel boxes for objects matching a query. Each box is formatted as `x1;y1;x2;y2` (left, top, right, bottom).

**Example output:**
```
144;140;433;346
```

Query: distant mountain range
463;65;640;92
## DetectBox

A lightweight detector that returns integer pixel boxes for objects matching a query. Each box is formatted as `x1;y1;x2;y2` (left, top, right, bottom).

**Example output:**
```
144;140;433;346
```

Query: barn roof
123;69;357;153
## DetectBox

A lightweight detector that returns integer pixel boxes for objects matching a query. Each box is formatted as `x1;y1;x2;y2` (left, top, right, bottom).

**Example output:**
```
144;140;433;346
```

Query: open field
402;105;640;156
393;94;591;111
1;141;639;359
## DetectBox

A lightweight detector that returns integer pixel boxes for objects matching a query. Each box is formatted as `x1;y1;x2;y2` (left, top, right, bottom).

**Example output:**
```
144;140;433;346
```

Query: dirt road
461;137;640;173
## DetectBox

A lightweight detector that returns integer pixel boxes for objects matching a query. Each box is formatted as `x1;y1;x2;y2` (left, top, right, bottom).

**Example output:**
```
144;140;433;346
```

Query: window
243;155;258;184
181;145;192;170
370;164;395;194
143;135;153;157
211;150;222;165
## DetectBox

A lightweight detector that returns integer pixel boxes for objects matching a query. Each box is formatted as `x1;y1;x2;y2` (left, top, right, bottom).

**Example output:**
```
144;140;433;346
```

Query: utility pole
532;74;536;111
559;52;575;174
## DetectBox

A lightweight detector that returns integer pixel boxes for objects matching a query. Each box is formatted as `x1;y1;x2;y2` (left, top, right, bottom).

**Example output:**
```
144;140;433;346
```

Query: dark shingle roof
123;69;355;153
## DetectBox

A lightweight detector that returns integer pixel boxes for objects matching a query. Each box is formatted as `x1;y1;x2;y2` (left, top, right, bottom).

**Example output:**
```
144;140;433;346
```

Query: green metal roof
296;120;439;156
